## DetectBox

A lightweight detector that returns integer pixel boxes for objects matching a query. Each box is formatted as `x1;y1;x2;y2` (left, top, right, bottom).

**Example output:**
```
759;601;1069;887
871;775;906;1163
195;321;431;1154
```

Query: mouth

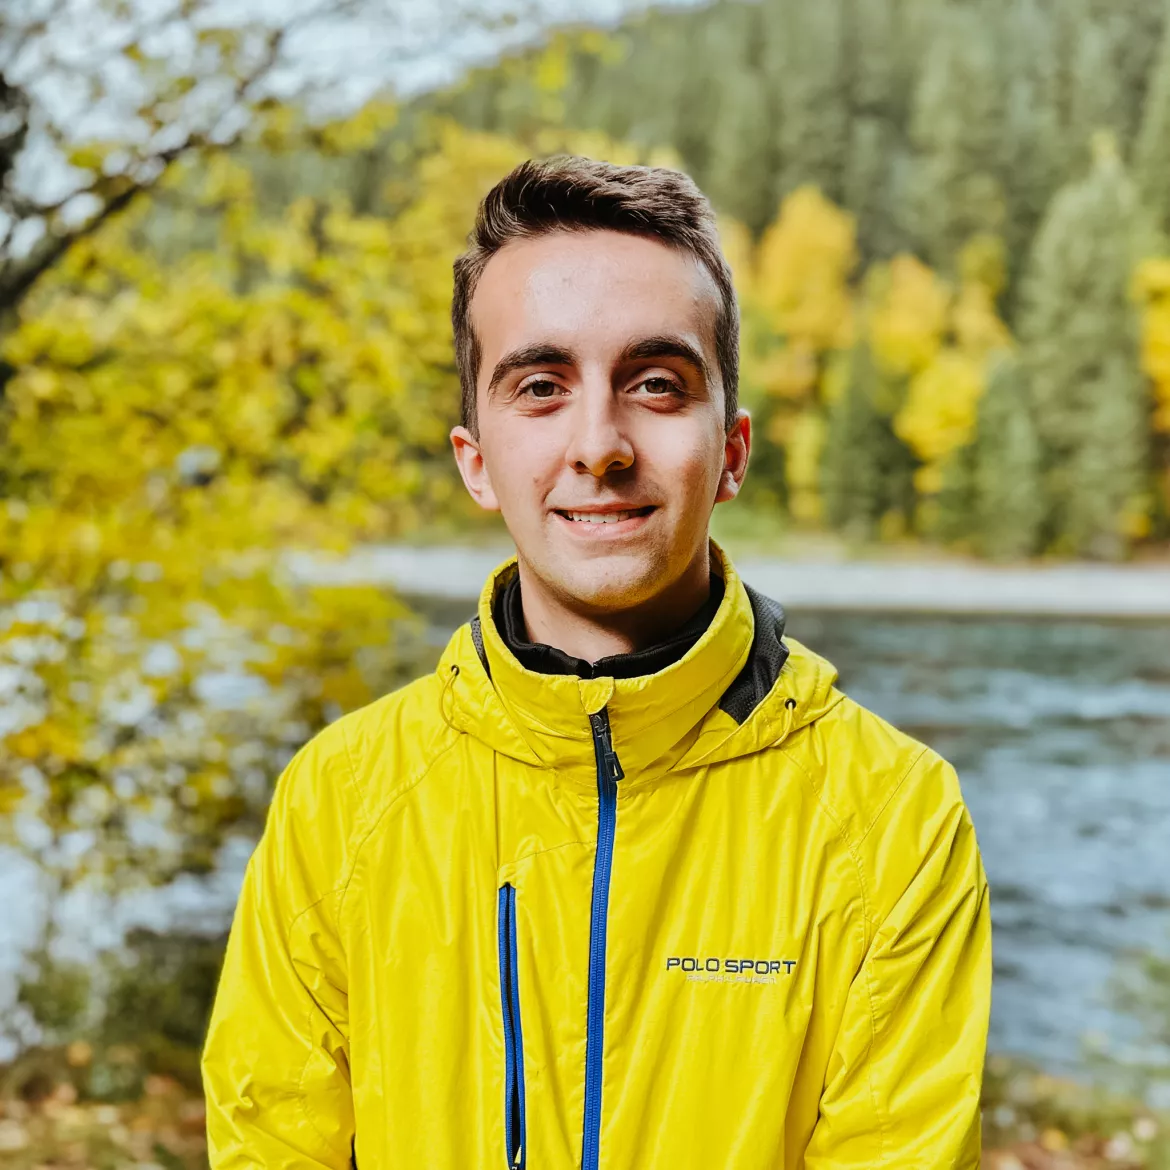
553;505;657;526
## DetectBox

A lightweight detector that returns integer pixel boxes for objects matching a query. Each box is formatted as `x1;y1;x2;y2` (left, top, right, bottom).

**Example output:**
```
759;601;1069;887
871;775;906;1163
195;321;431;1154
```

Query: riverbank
288;542;1170;618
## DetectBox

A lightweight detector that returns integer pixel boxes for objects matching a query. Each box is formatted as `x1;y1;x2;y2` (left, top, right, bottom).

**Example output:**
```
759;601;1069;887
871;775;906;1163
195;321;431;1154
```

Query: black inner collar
494;572;726;680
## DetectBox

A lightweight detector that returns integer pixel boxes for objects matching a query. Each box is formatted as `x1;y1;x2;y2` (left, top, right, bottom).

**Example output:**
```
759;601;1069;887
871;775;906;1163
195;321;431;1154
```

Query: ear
450;425;501;512
715;410;751;504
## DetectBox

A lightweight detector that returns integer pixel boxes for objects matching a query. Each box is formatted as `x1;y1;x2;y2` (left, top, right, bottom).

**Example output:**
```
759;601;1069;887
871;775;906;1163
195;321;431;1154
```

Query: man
202;157;992;1168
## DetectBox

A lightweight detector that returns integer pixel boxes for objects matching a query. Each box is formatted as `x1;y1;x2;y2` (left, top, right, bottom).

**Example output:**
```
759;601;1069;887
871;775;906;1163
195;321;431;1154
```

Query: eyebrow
617;335;711;382
487;344;577;395
486;334;712;396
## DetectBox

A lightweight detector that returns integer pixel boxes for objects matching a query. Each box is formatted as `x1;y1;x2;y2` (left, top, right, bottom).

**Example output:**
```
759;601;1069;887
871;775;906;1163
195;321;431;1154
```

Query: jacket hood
438;542;844;788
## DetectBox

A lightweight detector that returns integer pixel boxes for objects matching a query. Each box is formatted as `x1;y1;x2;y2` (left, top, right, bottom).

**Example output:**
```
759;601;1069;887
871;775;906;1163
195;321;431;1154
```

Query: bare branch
0;0;539;314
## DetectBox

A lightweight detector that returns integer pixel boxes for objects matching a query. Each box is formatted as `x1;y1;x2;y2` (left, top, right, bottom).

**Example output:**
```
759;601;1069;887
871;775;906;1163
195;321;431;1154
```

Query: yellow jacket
202;548;991;1168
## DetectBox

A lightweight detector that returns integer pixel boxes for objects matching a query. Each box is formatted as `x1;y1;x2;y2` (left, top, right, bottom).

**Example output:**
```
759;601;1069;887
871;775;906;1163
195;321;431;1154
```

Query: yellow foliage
952;281;1013;358
754;186;856;354
755;345;820;400
317;100;399;153
531;127;680;172
872;237;1013;493
781;409;827;526
717;216;755;302
1134;258;1170;433
896;348;986;467
0;116;528;885
958;234;1008;300
535;37;571;93
868;255;950;377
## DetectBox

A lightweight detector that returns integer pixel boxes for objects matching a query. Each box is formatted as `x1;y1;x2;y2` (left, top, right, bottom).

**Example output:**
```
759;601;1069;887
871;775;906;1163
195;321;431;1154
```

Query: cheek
483;423;560;506
644;422;725;500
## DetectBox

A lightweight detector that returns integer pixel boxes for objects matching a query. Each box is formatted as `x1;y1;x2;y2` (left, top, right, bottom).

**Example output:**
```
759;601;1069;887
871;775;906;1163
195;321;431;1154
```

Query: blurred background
1;0;1170;1165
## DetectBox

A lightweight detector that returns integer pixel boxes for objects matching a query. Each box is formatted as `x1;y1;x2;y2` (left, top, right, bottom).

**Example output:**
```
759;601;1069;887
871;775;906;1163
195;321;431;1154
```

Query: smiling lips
555;506;657;525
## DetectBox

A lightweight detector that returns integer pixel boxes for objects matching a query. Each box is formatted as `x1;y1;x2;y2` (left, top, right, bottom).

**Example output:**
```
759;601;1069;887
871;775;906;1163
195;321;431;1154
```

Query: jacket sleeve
201;734;358;1169
804;750;992;1169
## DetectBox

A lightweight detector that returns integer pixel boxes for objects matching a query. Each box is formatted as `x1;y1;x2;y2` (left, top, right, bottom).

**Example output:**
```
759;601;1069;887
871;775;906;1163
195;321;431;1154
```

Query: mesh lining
468;583;788;726
718;585;790;725
469;616;490;678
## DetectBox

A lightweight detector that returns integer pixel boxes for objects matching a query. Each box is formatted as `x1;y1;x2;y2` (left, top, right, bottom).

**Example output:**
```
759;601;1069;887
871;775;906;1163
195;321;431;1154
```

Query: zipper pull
511;1145;523;1170
590;711;625;782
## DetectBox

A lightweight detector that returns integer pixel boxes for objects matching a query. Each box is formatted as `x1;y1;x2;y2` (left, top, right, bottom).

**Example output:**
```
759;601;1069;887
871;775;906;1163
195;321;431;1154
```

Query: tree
971;351;1044;560
0;117;526;928
1067;16;1129;175
1018;136;1156;557
739;186;855;520
907;6;1006;269
821;337;914;542
1135;0;1170;234
703;17;780;236
0;0;521;318
890;235;1013;539
994;0;1066;294
822;340;885;540
1;0;295;317
1135;257;1170;528
764;0;851;208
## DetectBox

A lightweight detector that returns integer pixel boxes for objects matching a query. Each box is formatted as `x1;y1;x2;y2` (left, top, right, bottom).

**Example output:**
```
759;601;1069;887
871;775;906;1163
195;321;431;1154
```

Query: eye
635;376;682;396
520;379;561;399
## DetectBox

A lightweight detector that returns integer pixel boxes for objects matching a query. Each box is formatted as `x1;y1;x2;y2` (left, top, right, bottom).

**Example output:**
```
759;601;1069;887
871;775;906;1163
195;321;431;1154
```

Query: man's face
451;228;749;614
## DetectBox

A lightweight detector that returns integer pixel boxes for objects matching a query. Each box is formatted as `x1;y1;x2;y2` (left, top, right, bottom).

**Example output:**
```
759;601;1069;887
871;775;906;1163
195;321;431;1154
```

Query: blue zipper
582;708;624;1170
498;882;526;1169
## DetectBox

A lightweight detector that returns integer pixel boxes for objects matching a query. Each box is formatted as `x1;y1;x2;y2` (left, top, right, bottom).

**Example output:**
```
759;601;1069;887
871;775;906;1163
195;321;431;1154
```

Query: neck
516;544;714;663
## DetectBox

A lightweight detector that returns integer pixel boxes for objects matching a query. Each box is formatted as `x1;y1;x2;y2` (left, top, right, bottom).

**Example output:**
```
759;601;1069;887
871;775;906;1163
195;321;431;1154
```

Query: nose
565;383;634;477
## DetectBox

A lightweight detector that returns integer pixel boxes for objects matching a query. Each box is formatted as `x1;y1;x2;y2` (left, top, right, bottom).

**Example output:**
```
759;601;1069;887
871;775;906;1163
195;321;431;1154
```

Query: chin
541;551;669;613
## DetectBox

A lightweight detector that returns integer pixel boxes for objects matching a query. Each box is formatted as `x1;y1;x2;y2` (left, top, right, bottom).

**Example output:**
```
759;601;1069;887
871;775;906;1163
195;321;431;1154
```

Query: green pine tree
822;340;914;541
702;6;781;234
840;0;911;260
1067;21;1128;173
764;0;851;206
994;0;1067;298
972;352;1045;560
1090;0;1167;147
930;443;977;548
1018;138;1155;558
907;6;1006;269
1136;0;1170;233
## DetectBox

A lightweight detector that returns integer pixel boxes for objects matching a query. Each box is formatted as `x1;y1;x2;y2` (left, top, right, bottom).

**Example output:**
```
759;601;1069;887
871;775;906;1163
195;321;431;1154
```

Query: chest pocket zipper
498;882;527;1169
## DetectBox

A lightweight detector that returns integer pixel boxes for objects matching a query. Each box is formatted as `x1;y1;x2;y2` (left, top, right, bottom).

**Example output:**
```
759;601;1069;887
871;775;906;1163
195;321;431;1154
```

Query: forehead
470;229;721;366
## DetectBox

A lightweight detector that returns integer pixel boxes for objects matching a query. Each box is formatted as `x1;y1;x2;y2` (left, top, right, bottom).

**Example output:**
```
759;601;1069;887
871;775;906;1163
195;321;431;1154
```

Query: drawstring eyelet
440;663;461;730
784;697;797;710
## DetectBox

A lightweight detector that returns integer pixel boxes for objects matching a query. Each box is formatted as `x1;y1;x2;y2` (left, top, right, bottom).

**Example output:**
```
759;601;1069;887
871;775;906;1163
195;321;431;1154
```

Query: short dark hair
451;156;740;434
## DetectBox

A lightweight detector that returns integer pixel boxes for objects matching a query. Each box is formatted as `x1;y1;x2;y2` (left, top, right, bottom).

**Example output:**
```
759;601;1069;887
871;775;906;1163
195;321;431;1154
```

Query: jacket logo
666;956;797;985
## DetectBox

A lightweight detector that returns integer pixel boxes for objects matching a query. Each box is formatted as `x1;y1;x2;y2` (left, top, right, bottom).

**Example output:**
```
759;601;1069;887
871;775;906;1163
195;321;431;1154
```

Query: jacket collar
443;542;755;787
493;569;725;680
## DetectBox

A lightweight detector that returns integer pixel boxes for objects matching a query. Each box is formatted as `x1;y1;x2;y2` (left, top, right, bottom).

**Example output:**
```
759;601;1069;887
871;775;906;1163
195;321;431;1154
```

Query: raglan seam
280;716;459;934
779;746;870;935
854;744;930;848
338;716;370;833
285;720;465;1147
336;728;465;924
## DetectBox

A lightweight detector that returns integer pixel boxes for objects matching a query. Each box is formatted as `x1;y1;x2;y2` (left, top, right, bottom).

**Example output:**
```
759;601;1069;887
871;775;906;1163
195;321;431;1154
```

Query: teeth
563;510;641;524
